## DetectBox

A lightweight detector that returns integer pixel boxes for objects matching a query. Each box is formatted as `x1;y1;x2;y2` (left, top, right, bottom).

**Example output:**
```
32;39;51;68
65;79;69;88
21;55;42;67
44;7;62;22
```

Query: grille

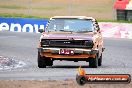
41;39;93;48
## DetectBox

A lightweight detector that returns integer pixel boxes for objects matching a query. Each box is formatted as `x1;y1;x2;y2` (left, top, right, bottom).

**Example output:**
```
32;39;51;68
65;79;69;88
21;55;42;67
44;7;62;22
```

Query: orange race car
38;16;104;68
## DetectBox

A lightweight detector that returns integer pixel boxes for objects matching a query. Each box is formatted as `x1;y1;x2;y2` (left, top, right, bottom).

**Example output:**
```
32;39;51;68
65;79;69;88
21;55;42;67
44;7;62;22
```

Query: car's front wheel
38;52;46;68
89;54;98;68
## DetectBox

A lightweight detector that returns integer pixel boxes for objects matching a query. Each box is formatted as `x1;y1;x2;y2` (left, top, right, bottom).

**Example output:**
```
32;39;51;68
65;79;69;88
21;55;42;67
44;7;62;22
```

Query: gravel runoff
0;56;26;70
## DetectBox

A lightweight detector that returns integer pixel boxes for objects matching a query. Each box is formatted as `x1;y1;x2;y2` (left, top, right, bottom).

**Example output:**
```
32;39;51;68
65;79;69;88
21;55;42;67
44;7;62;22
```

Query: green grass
0;13;132;23
0;5;62;10
34;6;63;10
98;19;132;23
0;5;27;9
0;13;41;18
0;0;114;20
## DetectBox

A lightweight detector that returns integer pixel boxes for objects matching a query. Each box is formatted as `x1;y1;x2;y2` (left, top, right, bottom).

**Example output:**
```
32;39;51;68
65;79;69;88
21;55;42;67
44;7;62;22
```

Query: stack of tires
114;0;132;21
114;0;129;21
126;0;132;21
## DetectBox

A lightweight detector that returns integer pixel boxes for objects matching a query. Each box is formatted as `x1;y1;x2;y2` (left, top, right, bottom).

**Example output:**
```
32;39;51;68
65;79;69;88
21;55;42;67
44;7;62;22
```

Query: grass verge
0;5;27;9
0;13;132;23
0;13;43;18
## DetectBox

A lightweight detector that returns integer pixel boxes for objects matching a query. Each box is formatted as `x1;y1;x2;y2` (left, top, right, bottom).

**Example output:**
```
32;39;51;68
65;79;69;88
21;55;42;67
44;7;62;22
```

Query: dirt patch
0;0;114;20
0;80;131;88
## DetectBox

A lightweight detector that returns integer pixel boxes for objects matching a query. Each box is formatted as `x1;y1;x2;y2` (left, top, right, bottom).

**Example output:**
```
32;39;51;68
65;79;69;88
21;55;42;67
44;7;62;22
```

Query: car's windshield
46;18;94;32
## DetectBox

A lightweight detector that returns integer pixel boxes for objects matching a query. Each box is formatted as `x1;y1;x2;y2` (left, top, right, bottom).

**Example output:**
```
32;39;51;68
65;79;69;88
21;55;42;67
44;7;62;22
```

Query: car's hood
40;32;93;40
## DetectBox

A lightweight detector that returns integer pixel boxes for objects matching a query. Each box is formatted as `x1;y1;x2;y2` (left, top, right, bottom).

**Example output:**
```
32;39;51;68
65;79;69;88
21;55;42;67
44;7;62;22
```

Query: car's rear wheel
98;54;102;66
89;54;98;68
38;52;46;68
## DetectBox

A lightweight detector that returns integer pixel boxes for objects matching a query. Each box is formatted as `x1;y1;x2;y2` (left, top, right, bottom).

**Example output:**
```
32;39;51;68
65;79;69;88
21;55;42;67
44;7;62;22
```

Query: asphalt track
0;31;132;80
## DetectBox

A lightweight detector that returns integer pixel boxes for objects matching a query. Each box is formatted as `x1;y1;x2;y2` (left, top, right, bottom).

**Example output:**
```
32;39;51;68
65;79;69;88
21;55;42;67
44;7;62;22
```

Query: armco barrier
0;17;48;33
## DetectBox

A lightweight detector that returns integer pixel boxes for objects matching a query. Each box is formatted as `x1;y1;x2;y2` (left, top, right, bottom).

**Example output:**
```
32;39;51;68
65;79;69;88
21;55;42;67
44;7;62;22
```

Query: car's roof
50;16;96;21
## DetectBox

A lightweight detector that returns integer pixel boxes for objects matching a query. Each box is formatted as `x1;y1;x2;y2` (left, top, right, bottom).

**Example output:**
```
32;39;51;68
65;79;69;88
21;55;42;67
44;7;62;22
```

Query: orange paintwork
38;16;104;62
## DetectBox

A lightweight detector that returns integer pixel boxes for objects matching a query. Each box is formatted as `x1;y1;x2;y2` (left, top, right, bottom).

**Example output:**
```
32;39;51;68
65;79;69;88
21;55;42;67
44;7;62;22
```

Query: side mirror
95;25;100;32
38;29;45;33
97;28;100;32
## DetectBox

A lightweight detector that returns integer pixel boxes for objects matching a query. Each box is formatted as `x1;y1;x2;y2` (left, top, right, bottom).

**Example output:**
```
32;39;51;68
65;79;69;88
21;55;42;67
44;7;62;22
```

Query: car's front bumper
38;47;99;59
38;48;98;54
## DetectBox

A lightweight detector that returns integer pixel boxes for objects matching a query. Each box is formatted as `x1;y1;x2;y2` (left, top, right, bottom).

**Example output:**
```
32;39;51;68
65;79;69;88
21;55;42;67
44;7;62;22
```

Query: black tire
98;54;102;66
38;52;46;68
89;54;98;68
46;59;53;66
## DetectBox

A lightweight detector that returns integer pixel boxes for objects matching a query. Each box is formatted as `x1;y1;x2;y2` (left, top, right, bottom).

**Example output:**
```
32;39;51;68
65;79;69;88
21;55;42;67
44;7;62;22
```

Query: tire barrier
114;0;132;21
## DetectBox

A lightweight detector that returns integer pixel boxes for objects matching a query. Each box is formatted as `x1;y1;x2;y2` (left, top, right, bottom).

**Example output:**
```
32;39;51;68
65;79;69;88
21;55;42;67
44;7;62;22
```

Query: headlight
41;39;50;47
84;40;94;48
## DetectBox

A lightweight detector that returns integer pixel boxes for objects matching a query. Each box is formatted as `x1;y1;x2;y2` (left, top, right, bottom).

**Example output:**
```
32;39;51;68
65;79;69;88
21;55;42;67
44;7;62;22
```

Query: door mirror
95;25;100;32
38;29;45;33
97;28;100;32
